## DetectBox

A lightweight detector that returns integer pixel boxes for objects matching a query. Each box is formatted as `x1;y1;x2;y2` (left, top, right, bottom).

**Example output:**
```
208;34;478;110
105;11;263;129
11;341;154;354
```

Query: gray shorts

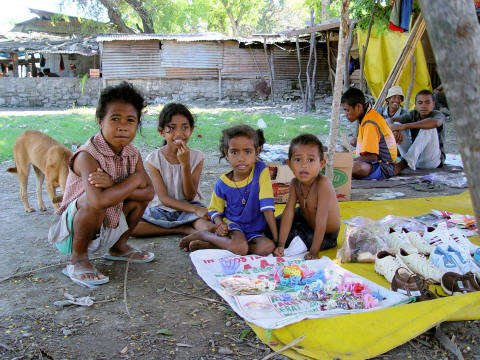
48;199;128;258
142;201;204;229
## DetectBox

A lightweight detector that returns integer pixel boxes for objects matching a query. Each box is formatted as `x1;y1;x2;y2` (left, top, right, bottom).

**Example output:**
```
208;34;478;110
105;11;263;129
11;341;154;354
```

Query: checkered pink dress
57;132;139;228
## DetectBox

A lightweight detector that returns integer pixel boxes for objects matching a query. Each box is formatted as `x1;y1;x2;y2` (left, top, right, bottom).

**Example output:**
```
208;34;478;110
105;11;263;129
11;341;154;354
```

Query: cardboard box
267;152;353;202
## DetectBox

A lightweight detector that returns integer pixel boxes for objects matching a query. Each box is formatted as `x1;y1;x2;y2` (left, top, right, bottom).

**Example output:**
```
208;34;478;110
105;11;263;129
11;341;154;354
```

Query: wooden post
263;37;275;103
404;50;416;110
359;0;378;93
326;0;350;181
218;68;222;101
326;31;334;92
295;35;305;103
419;0;480;225
344;20;358;91
374;14;426;110
10;53;19;77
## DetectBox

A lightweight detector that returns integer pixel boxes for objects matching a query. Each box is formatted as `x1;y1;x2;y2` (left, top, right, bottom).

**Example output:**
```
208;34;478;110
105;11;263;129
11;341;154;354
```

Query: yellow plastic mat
356;28;432;110
252;192;480;360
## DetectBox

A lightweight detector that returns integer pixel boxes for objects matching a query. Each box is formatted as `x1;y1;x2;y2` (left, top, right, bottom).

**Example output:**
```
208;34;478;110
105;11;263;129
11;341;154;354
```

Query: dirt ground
0;102;478;360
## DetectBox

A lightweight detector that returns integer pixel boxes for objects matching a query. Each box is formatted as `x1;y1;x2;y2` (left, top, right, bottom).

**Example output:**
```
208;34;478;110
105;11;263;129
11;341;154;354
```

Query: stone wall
0;77;331;108
0;78;101;108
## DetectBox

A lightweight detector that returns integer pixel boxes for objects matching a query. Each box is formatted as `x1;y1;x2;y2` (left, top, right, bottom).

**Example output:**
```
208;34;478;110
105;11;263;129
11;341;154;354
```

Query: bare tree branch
98;0;134;33
124;0;155;33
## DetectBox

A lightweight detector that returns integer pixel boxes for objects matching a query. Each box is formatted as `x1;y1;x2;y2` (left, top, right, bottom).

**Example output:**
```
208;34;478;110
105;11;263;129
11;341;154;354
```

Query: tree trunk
326;0;349;181
99;0;135;33
344;19;358;91
124;0;155;33
321;0;330;22
295;36;305;104
304;10;315;112
226;12;239;37
418;0;480;225
359;0;378;93
404;50;416;110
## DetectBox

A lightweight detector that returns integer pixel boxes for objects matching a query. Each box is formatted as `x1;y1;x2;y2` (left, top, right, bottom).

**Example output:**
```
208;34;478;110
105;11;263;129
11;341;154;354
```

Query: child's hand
273;246;284;257
177;143;190;167
304;252;319;260
215;222;230;236
88;168;113;188
194;206;209;220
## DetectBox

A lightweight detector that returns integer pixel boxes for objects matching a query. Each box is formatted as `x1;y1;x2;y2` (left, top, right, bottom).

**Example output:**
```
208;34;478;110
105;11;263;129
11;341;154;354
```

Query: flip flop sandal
102;248;155;263
61;264;109;289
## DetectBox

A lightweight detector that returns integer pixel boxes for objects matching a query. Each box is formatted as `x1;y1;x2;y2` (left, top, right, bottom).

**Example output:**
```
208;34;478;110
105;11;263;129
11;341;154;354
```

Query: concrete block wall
0;77;331;108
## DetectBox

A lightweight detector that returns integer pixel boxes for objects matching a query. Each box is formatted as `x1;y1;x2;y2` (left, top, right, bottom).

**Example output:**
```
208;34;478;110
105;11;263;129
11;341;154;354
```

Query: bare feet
394;159;408;176
179;231;209;251
189;240;215;251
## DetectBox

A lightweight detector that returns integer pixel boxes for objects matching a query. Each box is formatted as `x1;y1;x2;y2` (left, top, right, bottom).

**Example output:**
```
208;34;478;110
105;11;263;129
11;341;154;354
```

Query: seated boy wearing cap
388;89;445;175
341;88;398;180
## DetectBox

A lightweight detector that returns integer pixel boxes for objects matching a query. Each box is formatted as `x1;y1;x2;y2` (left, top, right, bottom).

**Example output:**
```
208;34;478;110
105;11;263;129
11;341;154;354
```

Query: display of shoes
405;230;433;255
445;245;471;274
441;272;480;295
386;229;419;255
397;248;445;284
422;222;453;248
474;248;480;267
375;250;412;283
448;226;479;255
390;267;436;301
430;245;464;274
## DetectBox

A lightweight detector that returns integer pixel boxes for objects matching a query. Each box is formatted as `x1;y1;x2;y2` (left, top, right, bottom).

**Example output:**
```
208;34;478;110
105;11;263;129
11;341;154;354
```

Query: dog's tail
6;167;17;173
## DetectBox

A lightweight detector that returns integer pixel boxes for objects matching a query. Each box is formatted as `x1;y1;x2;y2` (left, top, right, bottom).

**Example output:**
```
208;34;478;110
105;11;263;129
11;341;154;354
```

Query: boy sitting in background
273;134;340;260
341;87;397;180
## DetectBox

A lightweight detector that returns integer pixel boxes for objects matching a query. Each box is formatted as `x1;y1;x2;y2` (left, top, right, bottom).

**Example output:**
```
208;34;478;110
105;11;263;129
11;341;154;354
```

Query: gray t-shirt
397;109;446;165
379;105;407;120
146;147;205;211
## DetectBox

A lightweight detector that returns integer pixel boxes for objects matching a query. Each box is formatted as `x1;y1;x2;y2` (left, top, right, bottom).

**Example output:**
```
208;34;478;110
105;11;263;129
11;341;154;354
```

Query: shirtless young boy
273;134;340;260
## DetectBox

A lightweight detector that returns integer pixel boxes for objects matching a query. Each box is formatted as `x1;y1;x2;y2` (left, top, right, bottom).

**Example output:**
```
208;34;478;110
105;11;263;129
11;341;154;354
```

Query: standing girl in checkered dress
48;82;155;287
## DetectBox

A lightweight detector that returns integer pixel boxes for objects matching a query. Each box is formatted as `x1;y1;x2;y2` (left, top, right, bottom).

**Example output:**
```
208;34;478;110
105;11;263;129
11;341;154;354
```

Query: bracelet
215;223;224;232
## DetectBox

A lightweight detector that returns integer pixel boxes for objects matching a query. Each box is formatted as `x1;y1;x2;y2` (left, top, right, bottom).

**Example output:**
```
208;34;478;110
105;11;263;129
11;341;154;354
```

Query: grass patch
0;106;329;161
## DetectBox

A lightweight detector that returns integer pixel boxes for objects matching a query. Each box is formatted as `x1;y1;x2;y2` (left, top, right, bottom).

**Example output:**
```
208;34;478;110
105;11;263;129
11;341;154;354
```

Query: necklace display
297;181;314;208
233;171;252;205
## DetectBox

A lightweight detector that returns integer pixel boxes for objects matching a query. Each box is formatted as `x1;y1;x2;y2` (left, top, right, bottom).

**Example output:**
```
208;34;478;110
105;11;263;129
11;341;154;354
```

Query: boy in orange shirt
341;87;397;180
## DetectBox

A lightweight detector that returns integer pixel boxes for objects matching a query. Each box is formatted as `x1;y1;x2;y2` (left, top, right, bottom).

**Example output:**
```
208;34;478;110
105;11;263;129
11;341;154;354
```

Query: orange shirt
356;108;397;163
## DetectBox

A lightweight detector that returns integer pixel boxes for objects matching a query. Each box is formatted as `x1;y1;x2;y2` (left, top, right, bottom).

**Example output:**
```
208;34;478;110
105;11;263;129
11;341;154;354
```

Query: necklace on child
297;180;314;208
233;171;252;205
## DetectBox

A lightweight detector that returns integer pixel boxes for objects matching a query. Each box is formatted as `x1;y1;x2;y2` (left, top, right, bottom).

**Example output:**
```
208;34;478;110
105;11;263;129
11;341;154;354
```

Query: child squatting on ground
341;87;398;180
48;82;155;287
179;124;278;255
132;103;215;237
272;134;340;260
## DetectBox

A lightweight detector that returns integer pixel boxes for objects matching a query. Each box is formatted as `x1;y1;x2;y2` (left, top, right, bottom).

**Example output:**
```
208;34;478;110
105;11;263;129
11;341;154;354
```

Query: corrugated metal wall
272;43;328;81
222;41;269;79
101;39;329;81
102;40;164;79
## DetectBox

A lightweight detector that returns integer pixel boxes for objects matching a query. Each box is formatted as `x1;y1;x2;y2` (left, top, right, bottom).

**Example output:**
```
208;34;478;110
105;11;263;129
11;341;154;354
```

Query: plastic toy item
282;265;303;278
362;293;379;309
219;257;240;275
220;276;276;296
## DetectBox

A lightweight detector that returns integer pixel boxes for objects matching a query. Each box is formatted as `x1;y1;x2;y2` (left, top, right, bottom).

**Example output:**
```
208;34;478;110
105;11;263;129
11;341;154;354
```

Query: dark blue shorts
357;160;394;180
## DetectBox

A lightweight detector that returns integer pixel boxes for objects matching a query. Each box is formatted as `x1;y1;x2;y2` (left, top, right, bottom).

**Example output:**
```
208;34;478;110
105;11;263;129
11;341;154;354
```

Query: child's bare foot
189;240;215;251
179;230;210;251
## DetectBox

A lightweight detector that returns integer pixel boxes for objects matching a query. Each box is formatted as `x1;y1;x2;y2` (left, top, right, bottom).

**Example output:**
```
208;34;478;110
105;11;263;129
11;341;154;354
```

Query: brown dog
7;130;72;212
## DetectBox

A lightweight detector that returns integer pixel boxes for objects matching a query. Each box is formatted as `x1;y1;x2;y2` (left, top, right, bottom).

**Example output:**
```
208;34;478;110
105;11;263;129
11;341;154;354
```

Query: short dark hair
158;103;195;129
96;81;146;127
415;89;434;102
288;134;324;160
341;87;366;108
219;124;265;160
